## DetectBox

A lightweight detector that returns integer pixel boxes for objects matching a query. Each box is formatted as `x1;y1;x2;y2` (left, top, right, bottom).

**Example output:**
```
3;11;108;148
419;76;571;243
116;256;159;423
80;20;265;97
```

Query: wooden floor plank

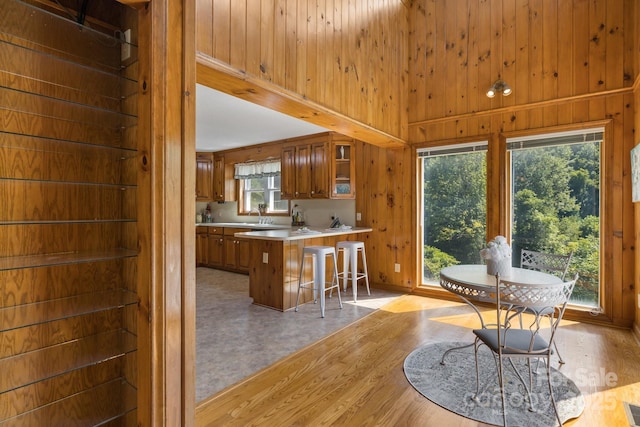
196;295;640;426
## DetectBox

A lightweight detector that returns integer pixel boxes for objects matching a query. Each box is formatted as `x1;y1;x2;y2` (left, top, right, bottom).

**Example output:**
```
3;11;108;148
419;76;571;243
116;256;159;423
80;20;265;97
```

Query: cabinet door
281;146;296;199
207;234;224;267
213;155;236;202
195;153;213;200
331;140;356;199
223;235;238;269
236;238;252;273
196;232;207;266
310;141;329;198
295;144;312;198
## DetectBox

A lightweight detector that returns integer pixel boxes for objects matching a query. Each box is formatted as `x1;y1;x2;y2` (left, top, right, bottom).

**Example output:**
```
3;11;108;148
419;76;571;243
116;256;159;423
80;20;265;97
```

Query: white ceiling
195;84;328;152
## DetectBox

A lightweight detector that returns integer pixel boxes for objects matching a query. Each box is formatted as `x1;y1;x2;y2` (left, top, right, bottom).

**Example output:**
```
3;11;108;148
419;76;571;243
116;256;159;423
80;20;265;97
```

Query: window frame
237;175;289;216
416;124;607;314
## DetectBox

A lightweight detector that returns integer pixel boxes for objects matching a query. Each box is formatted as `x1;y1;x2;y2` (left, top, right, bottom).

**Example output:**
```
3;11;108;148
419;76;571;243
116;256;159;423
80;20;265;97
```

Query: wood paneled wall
195;0;409;147
409;0;636;125
355;143;416;292
403;0;638;328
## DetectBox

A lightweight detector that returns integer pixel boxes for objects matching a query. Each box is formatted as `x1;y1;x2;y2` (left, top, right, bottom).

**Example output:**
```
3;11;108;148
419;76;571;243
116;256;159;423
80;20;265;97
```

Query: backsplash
196;199;356;228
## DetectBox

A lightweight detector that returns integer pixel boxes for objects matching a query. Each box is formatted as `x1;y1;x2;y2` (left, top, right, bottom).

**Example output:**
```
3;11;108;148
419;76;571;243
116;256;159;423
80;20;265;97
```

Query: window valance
234;159;281;179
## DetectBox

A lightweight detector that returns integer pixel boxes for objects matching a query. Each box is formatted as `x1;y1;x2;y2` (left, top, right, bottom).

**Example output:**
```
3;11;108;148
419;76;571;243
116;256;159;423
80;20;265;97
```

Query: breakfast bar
236;227;373;311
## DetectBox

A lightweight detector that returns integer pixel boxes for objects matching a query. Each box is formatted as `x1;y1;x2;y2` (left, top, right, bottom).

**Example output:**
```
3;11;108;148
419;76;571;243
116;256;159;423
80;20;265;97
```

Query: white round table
438;264;562;363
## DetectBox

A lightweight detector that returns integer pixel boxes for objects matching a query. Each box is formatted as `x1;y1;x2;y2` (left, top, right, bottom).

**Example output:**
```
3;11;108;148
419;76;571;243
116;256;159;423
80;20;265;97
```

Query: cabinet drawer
223;227;250;235
208;227;223;235
196;226;208;234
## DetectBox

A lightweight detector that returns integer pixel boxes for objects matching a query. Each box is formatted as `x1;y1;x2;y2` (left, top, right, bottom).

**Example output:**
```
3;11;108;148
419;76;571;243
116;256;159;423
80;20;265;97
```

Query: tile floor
195;267;402;402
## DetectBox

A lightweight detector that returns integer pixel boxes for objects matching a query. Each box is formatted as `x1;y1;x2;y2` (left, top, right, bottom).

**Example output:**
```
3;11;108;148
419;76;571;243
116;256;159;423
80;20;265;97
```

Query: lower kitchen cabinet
223;228;251;273
196;226;251;273
196;226;209;266
207;228;224;267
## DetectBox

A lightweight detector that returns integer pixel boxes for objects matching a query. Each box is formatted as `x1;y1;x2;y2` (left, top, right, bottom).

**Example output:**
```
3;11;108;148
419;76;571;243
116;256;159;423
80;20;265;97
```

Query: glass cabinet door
331;141;355;198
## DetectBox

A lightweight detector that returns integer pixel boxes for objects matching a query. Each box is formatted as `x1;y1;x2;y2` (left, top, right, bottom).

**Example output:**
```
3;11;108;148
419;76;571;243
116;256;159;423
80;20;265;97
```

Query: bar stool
295;246;343;318
336;241;370;302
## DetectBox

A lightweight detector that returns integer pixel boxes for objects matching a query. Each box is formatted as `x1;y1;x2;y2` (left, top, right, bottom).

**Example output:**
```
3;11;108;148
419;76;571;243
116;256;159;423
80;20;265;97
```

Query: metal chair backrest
495;274;578;353
520;249;573;280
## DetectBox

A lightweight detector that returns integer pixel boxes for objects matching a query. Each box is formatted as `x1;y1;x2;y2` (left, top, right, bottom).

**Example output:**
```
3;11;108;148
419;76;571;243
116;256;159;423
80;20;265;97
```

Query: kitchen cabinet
196;226;251;273
206;227;224;267
310;141;330;198
196;153;213;200
330;139;356;198
196;226;209;266
213;154;236;202
281;143;311;199
223;228;251;273
281;133;355;200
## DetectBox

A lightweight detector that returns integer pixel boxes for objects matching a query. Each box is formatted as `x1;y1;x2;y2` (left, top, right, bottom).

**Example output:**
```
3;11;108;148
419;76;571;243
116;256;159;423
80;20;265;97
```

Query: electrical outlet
121;29;131;61
262;252;269;264
394;263;401;273
356;212;362;221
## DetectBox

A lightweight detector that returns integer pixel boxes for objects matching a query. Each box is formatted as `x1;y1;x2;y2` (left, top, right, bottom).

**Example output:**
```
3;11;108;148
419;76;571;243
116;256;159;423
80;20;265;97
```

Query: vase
486;257;512;276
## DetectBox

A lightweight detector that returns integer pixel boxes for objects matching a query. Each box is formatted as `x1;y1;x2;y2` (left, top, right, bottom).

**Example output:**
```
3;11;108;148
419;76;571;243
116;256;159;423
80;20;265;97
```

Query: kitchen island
236;227;373;311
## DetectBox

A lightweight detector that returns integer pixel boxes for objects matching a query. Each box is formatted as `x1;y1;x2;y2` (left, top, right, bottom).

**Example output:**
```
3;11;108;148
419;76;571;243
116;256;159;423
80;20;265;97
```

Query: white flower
480;235;512;260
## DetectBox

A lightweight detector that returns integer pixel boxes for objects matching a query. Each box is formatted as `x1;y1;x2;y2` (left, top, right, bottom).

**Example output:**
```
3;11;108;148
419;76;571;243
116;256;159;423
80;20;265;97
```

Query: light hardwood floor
195;294;640;426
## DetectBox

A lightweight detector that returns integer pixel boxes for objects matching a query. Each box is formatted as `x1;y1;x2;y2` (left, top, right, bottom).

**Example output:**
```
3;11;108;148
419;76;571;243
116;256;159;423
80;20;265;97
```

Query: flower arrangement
479;235;512;261
480;236;512;276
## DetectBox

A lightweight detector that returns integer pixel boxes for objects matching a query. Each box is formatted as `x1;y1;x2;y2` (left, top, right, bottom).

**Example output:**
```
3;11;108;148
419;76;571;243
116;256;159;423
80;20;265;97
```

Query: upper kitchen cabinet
331;138;356;199
281;143;312;199
310;141;330;198
281;133;355;200
196;153;213;200
213;154;236;202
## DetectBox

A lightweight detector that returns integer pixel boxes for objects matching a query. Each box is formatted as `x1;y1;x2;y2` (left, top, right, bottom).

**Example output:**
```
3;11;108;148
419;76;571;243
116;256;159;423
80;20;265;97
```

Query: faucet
250;207;262;224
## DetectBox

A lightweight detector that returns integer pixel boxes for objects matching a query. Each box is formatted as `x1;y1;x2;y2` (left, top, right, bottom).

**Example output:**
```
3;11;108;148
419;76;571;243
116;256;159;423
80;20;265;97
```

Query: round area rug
403;341;584;427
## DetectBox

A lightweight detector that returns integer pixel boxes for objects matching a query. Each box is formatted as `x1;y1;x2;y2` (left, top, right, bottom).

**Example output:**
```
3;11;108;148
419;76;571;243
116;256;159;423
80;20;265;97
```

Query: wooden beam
196;55;407;149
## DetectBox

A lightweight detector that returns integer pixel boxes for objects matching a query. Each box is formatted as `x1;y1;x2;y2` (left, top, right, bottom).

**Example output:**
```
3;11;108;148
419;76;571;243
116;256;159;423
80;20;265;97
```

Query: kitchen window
235;159;289;215
239;175;289;214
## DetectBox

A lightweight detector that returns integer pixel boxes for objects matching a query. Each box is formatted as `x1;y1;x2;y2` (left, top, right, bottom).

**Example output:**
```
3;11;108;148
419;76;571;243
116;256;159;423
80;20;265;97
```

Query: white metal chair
472;273;578;427
520;249;573;364
520;249;573;280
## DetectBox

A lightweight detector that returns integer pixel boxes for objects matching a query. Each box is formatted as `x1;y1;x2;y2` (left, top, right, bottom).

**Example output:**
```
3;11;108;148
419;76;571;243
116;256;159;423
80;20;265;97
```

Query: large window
240;175;288;214
420;142;488;283
419;129;602;309
508;130;602;308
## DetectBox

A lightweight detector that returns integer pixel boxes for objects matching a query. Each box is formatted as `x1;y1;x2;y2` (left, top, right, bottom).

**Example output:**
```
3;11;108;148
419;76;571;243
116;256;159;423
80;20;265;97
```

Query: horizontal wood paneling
195;0;409;145
0;0;139;424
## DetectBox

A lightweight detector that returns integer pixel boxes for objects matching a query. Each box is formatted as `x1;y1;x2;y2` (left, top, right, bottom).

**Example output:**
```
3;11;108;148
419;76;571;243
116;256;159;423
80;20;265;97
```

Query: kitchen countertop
235;226;373;241
196;222;292;230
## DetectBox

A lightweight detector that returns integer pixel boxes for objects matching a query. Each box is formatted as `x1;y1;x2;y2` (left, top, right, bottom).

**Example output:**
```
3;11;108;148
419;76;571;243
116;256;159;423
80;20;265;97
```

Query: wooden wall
634;2;640;336
355;143;416;292
195;0;409;147
409;0;636;125
401;0;637;328
0;0;140;423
